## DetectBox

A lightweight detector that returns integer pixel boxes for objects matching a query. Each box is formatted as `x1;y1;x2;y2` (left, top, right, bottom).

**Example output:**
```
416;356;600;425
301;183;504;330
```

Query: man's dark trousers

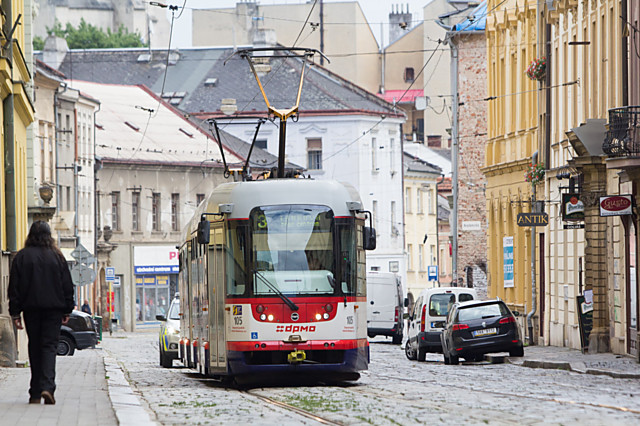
23;310;63;399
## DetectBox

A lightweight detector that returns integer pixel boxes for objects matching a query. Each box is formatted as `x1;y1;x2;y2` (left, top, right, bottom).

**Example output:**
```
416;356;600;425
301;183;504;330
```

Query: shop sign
562;193;585;221
517;213;549;227
599;194;633;217
134;245;179;274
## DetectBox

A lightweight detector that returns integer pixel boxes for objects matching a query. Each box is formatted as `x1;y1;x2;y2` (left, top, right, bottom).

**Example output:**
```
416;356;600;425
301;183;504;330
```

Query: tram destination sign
599;194;633;217
517;213;549;227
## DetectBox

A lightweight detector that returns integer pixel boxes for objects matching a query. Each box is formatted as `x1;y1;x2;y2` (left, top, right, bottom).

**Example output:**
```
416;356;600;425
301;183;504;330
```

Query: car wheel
160;348;173;368
450;354;459;365
392;333;402;345
57;335;75;356
417;347;427;362
509;345;524;357
404;341;417;360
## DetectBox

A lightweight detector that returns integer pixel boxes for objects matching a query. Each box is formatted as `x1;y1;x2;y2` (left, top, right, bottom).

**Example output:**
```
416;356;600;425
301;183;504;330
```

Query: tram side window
356;224;367;297
226;223;248;296
338;225;357;295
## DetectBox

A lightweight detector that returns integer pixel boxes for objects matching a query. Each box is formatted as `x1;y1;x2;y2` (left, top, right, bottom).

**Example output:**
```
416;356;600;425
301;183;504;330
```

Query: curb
103;354;157;425
512;359;640;379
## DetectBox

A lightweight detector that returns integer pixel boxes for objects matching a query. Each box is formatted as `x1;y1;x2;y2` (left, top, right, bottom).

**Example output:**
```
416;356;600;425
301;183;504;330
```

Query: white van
366;272;405;344
405;287;477;361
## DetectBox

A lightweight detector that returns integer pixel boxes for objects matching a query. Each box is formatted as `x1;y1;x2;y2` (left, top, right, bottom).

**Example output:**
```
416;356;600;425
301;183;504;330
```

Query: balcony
603;106;640;157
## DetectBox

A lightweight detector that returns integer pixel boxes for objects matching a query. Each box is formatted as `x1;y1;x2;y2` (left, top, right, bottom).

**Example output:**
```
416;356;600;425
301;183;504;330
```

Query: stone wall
454;33;488;294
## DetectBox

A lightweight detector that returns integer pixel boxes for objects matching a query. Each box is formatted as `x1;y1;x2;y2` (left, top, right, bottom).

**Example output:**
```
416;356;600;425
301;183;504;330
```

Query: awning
378;89;424;104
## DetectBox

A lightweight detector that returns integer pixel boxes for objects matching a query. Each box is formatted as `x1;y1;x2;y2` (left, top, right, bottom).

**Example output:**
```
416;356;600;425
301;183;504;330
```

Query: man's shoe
41;390;55;405
28;397;41;404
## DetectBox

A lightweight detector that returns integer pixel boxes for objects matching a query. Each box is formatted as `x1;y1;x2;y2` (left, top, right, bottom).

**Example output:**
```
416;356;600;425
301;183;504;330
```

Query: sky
167;0;428;48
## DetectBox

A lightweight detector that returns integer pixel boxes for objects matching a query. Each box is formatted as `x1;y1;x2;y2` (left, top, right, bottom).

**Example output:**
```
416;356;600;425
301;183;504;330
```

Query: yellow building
0;0;36;365
483;1;540;340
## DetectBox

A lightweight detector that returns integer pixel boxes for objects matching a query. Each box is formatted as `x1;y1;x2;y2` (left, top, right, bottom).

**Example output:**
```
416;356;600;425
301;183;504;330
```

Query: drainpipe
54;82;68;246
3;1;16;251
74;107;79;244
527;151;538;346
450;40;459;286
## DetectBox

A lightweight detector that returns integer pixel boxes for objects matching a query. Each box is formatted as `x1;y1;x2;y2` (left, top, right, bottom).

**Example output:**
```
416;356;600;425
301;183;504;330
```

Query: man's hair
25;221;65;261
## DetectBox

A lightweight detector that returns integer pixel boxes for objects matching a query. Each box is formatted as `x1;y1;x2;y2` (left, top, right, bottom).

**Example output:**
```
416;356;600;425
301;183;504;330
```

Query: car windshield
429;294;455;316
168;300;180;320
251;205;335;296
457;303;509;322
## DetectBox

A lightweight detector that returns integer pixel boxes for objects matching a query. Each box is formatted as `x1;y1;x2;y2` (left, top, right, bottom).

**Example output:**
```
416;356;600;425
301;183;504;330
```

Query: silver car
157;296;180;368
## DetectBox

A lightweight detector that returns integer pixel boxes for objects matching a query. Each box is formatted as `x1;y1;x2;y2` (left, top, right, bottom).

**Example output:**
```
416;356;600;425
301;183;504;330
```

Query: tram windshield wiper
254;269;299;311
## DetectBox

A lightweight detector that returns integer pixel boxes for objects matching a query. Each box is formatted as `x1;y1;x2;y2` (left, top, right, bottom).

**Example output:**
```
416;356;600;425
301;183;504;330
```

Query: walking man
8;221;75;405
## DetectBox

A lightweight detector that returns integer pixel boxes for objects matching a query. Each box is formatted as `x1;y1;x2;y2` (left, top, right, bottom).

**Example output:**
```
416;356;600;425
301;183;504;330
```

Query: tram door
182;244;193;349
208;225;226;371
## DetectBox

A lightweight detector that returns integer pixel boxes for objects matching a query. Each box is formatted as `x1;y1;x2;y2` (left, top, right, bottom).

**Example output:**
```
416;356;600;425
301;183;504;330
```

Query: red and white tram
178;178;375;383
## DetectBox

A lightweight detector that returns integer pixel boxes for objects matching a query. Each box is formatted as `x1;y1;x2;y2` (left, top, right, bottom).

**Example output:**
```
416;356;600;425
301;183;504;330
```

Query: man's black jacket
8;246;75;317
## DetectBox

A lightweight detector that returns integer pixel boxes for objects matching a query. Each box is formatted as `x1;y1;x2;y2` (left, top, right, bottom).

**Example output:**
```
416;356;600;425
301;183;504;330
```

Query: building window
307;138;322;170
40;135;45;182
407;244;413;270
371;138;378;172
417;188;423;214
196;193;205;206
66;186;71;211
405;187;412;213
111;192;120;231
255;139;267;150
390;138;395;174
171;193;180;231
132;192;140;231
372;200;378;232
152;193;161;231
404;67;415;82
418;244;424;271
430;245;436;266
391;201;397;236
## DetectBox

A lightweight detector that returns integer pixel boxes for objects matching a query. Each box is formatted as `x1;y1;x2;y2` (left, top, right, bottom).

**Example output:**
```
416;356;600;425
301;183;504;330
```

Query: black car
57;310;98;356
440;299;524;364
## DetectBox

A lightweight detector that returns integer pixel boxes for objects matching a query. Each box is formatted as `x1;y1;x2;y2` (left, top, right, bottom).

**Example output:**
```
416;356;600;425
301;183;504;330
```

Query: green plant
524;162;545;185
526;57;546;82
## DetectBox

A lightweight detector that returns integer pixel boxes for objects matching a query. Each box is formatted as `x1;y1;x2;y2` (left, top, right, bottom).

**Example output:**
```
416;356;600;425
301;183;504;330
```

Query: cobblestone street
101;330;640;425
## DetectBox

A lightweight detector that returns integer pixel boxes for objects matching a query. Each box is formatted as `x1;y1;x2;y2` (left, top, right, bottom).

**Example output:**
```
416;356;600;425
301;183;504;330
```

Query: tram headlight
256;304;265;313
315;313;322;321
267;314;274;321
323;312;330;320
260;314;267;321
324;303;333;313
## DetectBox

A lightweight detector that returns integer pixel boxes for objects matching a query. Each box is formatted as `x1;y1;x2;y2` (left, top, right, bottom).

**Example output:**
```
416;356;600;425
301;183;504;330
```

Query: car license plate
473;328;497;337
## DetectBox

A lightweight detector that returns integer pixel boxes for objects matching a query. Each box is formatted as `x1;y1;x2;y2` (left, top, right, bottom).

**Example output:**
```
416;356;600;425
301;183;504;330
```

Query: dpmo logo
275;325;316;333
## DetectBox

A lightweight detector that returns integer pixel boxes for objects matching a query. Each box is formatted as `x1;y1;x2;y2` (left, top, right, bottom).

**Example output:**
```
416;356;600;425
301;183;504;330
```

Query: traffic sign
71;244;96;265
70;263;97;286
106;267;115;280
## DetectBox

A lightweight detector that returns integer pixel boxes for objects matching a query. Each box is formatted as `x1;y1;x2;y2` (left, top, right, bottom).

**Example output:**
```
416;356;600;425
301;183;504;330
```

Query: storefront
133;246;179;323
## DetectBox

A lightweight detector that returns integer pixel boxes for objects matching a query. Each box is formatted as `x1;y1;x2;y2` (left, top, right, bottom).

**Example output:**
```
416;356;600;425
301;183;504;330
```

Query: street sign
71;244;96;265
427;265;438;281
106;267;115;280
564;223;585;229
517;213;549;227
70;263;97;286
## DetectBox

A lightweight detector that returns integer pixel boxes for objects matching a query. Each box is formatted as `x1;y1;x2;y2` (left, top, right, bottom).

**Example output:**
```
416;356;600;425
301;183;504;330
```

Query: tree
43;19;146;49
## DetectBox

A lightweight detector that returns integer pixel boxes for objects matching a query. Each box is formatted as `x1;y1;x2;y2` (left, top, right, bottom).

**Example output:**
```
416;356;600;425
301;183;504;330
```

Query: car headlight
166;326;177;335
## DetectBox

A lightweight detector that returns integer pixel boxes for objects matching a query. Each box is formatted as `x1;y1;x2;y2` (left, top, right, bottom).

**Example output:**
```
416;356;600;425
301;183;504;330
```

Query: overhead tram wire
323;0;506;165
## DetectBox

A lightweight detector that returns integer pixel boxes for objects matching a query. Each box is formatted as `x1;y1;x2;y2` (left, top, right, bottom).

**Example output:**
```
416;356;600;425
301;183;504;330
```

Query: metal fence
603;106;640;156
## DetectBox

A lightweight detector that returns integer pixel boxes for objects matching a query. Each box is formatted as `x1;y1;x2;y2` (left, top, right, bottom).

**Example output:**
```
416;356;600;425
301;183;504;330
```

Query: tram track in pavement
243;390;344;425
359;372;640;416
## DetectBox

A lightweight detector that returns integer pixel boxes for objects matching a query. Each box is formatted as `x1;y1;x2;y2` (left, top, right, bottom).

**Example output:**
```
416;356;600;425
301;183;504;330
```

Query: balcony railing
603;106;640;157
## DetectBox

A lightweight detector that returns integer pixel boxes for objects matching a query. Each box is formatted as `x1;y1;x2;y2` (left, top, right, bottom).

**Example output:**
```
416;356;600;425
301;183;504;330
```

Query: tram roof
184;179;363;238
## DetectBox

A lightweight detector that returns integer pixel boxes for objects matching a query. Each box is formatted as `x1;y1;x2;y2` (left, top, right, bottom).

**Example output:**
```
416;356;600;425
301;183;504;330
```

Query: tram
177;178;376;382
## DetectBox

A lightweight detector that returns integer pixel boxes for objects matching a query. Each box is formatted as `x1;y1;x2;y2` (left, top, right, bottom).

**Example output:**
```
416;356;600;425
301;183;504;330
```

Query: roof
43;47;403;119
403;152;442;175
403;142;452;176
379;89;424;105
66;80;244;166
451;1;487;32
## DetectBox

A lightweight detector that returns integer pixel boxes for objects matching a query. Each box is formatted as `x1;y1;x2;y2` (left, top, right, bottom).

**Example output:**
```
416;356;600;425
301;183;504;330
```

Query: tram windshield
251;205;337;296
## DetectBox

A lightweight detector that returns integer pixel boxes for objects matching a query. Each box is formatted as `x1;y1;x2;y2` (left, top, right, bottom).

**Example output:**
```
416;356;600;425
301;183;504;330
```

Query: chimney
42;36;69;70
388;3;412;45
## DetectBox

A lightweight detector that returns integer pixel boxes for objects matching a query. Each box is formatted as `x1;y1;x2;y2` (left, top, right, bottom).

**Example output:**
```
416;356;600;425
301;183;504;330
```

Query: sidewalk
0;346;154;426
507;345;640;379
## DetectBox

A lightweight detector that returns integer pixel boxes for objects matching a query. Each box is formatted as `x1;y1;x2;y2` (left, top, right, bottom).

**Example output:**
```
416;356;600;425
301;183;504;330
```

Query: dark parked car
58;310;98;356
440;299;524;364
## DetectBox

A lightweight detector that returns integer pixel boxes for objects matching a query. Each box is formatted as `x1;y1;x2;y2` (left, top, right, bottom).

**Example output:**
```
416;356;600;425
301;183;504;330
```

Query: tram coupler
287;350;306;363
